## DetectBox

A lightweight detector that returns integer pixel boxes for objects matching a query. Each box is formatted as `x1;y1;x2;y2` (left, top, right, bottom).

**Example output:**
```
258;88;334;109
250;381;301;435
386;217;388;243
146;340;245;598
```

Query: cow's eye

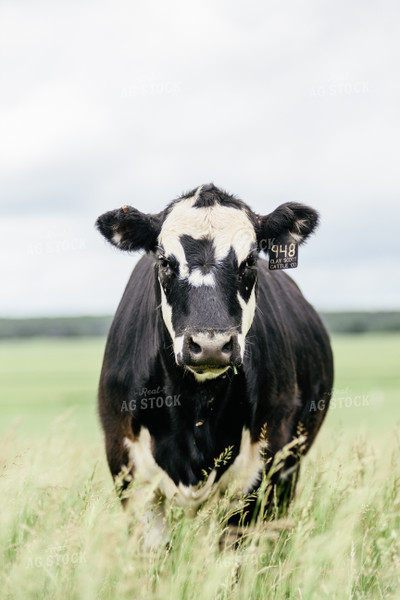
245;253;257;268
239;253;257;273
159;257;170;268
158;256;174;273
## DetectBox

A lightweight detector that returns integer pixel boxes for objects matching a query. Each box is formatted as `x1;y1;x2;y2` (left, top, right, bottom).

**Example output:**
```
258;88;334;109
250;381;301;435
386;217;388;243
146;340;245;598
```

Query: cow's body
96;184;333;544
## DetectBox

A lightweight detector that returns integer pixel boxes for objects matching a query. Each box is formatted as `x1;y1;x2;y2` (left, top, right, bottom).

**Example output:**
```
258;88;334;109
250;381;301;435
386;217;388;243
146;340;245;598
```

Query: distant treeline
0;316;113;339
0;312;399;339
320;312;400;334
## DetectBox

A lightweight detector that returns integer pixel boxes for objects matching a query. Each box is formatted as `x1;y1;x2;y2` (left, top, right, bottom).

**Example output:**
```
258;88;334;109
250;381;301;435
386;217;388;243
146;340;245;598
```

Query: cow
96;183;333;546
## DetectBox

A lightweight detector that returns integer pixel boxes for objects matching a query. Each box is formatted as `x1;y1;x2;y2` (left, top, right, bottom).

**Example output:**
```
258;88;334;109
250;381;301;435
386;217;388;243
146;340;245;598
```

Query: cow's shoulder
100;254;161;393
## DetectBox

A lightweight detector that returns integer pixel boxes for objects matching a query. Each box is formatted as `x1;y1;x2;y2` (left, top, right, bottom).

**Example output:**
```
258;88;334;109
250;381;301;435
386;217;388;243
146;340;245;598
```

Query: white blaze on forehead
158;188;256;279
187;268;216;288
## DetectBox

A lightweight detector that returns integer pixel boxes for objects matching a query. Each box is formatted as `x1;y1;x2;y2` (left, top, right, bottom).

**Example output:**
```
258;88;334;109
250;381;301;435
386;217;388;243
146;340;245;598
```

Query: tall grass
1;418;400;599
2;334;400;598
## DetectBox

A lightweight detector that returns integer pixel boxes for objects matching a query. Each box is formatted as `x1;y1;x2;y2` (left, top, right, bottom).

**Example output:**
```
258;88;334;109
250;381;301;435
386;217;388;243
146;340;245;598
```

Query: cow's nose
186;333;235;366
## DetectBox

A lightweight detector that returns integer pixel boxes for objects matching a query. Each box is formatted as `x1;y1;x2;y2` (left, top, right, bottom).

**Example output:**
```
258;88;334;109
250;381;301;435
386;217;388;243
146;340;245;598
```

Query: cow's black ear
96;206;163;252
256;202;319;251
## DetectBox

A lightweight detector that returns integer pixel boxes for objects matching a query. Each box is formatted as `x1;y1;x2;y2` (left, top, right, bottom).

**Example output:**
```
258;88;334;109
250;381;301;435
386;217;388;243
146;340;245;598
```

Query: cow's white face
96;183;319;381
156;186;258;379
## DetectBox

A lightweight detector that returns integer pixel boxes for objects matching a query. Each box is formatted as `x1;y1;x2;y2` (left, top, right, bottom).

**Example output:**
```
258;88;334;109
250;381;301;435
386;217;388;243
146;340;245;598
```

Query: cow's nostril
221;338;233;354
189;337;202;355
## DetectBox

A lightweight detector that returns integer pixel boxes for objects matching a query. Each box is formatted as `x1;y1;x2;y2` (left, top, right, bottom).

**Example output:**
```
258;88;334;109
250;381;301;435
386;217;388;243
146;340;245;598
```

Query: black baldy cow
96;183;333;545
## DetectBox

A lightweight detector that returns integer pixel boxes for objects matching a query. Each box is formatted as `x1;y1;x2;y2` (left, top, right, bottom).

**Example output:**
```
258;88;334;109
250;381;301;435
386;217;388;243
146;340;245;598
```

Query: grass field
1;334;400;599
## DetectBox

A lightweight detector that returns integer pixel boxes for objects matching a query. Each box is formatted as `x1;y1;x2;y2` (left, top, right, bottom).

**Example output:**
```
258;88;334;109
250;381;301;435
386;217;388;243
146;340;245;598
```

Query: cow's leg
257;383;332;517
100;410;135;502
122;435;169;549
269;461;301;513
231;462;299;525
100;404;168;548
258;385;332;517
103;424;167;548
295;387;331;455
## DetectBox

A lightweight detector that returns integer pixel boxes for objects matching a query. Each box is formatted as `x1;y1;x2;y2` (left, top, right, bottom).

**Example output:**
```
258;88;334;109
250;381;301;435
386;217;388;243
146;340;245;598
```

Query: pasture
1;334;400;599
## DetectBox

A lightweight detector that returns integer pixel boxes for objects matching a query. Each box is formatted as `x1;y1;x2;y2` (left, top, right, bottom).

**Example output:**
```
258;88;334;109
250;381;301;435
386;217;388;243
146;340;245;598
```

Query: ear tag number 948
268;242;298;270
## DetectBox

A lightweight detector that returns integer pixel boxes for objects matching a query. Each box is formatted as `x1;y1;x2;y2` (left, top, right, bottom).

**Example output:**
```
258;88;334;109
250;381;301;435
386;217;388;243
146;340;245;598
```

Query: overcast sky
1;0;399;316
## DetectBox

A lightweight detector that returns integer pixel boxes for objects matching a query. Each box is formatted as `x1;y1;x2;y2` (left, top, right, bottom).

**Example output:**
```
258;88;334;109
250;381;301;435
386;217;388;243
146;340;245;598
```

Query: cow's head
96;184;318;381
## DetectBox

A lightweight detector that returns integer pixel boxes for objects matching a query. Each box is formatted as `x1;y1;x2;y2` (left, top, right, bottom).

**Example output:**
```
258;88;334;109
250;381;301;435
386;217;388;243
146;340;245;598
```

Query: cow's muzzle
182;331;241;369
